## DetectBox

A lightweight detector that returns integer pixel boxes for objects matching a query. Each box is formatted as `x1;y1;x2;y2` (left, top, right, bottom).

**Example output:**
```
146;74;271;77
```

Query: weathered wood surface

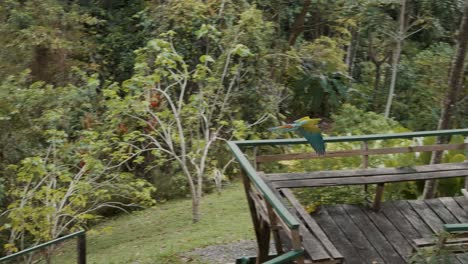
413;237;468;247
273;170;468;188
313;208;364;264
256;143;468;163
268;162;468;188
259;173;327;263
342;204;405;264
323;205;385;263
309;197;468;263
281;189;343;262
268;162;468;181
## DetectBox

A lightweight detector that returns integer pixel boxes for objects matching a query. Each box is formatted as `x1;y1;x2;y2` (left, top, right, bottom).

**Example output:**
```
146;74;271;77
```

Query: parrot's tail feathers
316;149;326;156
268;124;298;133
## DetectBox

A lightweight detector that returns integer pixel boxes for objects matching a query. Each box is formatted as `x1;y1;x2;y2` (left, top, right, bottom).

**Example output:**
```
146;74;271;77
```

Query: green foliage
1;0;467;255
104;5;283;210
332;104;409;138
80;0;150;83
0;0;96;84
287;37;349;116
410;232;455;264
2;128;155;253
392;43;454;130
0;70;156;254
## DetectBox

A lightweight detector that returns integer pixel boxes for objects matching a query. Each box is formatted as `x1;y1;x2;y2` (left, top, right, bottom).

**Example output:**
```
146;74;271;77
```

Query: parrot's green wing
299;128;326;155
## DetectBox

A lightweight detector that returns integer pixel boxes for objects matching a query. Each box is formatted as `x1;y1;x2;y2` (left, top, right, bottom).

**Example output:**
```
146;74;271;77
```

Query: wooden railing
228;128;468;264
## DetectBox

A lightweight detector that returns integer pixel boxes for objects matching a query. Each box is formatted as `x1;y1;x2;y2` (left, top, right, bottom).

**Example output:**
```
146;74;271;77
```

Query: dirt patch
184;240;276;264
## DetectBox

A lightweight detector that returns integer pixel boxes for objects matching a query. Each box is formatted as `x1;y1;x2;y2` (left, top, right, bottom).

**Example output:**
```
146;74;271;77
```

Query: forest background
0;0;468;258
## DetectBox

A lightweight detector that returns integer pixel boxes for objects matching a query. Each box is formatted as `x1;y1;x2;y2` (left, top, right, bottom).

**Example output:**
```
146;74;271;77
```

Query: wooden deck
229;130;468;264
311;197;468;264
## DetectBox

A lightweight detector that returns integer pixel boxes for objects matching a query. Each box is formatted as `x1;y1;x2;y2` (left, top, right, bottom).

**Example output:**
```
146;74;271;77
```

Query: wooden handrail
256;143;468;163
233;128;468;147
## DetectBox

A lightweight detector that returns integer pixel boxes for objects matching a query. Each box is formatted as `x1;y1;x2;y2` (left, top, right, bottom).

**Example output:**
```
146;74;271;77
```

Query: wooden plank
380;202;422;242
266;202;284;255
452;196;468;263
313;207;368;264
248;189;270;224
413;237;468;247
462;188;468;198
273;169;468;188
365;207;413;261
259;173;329;262
392;201;433;237
281;189;343;261
453;196;468;212
324;205;385;264
342;204;405;264
387;201;463;262
439;197;468;223
456;253;468;263
280;207;331;261
297;226;333;263
409;200;445;233
267;162;468;181
256;143;468;163
425;199;459;224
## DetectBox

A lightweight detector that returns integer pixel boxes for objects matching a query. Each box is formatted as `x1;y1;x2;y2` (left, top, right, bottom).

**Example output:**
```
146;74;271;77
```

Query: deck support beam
241;171;271;264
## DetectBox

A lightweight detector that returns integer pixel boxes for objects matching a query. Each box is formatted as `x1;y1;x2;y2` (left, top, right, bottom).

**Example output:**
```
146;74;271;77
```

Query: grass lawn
55;182;254;264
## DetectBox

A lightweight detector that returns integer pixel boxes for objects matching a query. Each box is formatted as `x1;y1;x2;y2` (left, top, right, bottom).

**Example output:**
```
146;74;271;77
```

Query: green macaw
268;116;326;155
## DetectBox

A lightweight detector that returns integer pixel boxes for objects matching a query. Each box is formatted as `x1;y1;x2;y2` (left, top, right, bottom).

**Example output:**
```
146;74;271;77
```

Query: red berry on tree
150;101;159;108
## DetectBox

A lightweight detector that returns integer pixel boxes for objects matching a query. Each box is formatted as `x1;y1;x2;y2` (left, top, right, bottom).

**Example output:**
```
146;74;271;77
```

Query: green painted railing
229;128;468;263
444;223;468;233
227;141;300;229
233;128;468;147
0;230;86;263
263;250;304;264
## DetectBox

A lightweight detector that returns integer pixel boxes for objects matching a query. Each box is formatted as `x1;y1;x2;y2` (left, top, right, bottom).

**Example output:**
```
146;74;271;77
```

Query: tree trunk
384;0;406;118
372;63;383;110
191;173;204;223
346;27;359;76
192;195;201;223
288;0;311;46
422;0;468;199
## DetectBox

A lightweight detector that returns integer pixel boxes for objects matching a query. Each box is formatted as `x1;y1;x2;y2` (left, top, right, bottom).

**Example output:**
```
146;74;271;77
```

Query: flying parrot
268;116;326;155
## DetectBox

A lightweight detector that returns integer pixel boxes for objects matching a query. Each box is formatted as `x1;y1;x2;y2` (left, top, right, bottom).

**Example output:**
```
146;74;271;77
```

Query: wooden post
464;136;468;190
253;146;260;171
77;233;86;264
256;218;271;264
372;183;385;211
241;171;270;263
290;229;305;264
266;203;284;255
362;141;370;202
